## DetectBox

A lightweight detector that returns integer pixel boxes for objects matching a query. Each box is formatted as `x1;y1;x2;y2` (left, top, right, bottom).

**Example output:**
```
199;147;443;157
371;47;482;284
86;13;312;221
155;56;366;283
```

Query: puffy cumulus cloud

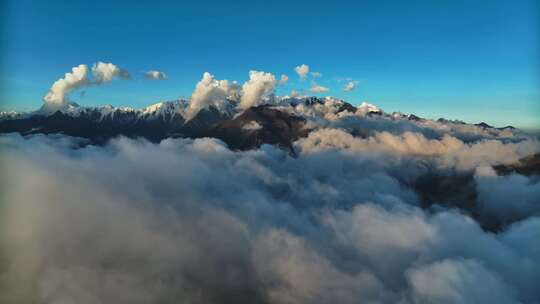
144;70;167;80
310;84;329;93
43;64;89;107
42;62;132;110
92;61;131;84
1;132;540;303
187;72;233;118
343;80;358;92
294;64;309;79
279;74;288;85
239;70;277;109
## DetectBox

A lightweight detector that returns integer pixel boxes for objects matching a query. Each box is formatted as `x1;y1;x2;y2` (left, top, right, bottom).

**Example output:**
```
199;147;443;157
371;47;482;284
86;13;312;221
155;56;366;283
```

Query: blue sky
1;0;538;128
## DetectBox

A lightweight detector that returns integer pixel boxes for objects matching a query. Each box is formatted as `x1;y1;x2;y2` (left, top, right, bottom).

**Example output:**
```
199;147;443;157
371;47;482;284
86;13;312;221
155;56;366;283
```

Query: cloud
295;128;540;170
92;61;131;84
188;70;278;116
323;203;437;258
310;72;322;78
187;72;232;118
253;229;386;304
1;108;540;304
42;62;131;110
475;172;540;225
294;64;309;79
279;74;288;85
309;84;329;93
239;70;277;109
43;64;89;107
407;259;519;304
144;70;167;80
343;80;358;92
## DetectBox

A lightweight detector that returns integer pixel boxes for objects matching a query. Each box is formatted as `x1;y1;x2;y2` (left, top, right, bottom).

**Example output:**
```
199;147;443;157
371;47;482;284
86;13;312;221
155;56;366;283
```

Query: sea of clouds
1;123;539;304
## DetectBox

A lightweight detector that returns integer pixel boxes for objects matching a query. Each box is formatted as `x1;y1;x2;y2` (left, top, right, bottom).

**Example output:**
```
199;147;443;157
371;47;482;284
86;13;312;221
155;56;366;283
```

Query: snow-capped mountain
0;96;526;150
35;99;190;122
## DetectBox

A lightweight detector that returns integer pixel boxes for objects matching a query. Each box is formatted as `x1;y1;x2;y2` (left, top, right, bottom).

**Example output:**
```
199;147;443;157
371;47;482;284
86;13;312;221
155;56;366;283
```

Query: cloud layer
0;124;538;303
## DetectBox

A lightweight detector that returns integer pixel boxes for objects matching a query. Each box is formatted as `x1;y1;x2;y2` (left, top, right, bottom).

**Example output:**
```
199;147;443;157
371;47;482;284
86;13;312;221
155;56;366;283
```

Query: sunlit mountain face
2;0;539;303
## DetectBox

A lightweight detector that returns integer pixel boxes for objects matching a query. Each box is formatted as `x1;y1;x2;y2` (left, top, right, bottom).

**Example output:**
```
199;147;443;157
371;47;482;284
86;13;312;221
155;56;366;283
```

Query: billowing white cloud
42;62;132;111
239;70;277;109
310;84;329;93
43;64;89;107
144;70;167;80
187;72;231;118
294;64;309;79
92;61;131;84
343;80;358;92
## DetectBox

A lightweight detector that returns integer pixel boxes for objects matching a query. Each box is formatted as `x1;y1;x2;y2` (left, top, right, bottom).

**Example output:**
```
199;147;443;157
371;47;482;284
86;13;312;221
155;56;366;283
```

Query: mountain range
0;96;519;151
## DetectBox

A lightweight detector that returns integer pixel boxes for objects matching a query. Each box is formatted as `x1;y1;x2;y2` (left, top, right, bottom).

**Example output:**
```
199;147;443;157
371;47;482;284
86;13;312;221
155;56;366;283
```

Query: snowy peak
37;101;81;115
0;110;28;120
0;96;529;146
141;100;189;116
139;100;190;123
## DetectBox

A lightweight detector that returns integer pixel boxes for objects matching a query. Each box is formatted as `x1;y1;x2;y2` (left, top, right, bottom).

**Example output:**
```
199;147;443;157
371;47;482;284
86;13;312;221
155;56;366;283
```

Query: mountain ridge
0;96;525;151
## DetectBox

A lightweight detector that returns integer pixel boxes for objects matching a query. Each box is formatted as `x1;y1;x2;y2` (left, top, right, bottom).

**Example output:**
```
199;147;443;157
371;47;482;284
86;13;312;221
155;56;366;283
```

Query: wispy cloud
295;64;309;79
144;70;168;80
343;80;359;92
310;84;329;93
